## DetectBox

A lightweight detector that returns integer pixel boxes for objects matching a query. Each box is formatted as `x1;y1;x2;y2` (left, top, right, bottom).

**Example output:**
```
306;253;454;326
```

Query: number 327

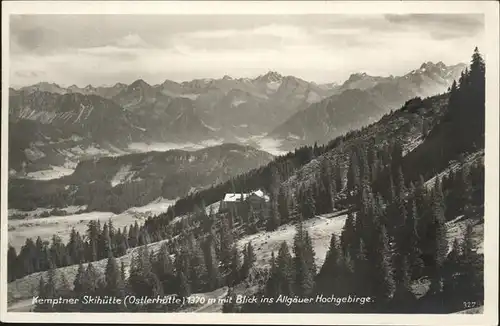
463;301;478;308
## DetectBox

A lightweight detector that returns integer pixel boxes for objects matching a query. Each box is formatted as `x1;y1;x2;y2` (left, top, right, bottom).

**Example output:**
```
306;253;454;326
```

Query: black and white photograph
1;1;498;324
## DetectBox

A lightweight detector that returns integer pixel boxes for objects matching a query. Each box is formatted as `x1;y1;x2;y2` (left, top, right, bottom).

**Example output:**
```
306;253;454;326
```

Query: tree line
11;47;485;314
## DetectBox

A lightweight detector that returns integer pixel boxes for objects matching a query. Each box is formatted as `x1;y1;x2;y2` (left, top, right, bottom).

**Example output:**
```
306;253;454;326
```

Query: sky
9;14;485;88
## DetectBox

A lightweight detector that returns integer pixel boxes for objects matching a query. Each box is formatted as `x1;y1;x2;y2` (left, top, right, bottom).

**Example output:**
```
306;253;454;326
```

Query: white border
1;1;499;325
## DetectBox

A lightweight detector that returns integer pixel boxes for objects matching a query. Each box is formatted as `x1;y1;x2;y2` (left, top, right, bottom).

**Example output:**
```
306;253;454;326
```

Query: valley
6;47;487;315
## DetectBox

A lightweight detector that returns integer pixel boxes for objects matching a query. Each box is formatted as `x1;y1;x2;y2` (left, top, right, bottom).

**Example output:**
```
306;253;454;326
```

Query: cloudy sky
9;14;484;87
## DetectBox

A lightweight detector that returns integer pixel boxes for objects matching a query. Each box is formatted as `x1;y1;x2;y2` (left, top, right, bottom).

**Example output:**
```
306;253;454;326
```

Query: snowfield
17;165;75;181
128;139;225;153
7;207;484;311
237;212;349;269
8;197;176;252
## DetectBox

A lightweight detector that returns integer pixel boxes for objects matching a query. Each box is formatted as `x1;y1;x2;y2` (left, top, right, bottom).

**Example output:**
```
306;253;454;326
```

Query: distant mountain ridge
9;62;466;175
269;61;467;150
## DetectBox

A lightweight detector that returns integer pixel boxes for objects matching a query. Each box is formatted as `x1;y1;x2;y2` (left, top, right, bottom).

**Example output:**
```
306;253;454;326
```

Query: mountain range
269;61;467;149
9;61;466;176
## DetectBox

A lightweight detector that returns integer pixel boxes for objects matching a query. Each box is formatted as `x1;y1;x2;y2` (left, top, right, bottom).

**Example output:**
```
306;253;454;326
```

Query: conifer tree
372;224;396;302
219;217;235;272
86;220;99;261
347;150;361;194
340;212;356;258
178;271;191;298
428;178;448;294
301;186;316;220
205;238;222;291
241;242;256;281
120;261;127;288
34;276;47;312
227;245;241;286
190;240;208;292
276;241;294;296
353;238;372;298
105;255;125;297
100;223;112;259
317;233;340;294
391;256;417;312
277;186;290;224
293;221;316;297
73;262;85;295
7;245;18;282
264;252;279;299
334;162;343;193
82;262;102;296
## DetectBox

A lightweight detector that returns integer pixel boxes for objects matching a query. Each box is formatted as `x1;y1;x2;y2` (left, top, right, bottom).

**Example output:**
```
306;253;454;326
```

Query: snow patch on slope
21;166;75;181
237;213;348;269
231;99;247;107
425;150;484;188
110;165;135;187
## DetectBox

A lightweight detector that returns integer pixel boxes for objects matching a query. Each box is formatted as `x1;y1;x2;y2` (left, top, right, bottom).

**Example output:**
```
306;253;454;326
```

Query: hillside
8;143;274;213
7;49;486;315
8;91;146;175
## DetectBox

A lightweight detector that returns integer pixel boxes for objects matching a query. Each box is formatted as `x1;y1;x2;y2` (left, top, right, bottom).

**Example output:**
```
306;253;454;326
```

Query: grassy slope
7;204;483;312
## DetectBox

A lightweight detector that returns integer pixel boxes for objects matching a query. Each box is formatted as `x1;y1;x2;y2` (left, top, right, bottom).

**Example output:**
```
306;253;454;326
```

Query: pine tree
353;238;372;298
277;186;290;224
120;261;127;287
7;245;18;282
100;223;112;259
340;212;356;258
293;219;316;276
227;245;241;286
288;195;301;223
276;241;294;297
372;224;396;302
178;271;191;298
154;242;175;294
264;252;279;299
82;262;102;296
301;186;316;220
241;242;256;281
105;255;125;297
34;276;48;312
317;233;340;295
428;178;448;294
219;217;235;273
267;193;281;231
205;237;222;291
347;150;361;193
391;255;417;312
73;262;85;295
190;240;208;292
407;197;424;277
334;162;343;193
86;220;100;261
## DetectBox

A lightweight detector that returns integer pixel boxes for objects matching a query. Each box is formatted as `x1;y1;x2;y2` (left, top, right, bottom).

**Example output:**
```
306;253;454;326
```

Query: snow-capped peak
257;71;283;83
